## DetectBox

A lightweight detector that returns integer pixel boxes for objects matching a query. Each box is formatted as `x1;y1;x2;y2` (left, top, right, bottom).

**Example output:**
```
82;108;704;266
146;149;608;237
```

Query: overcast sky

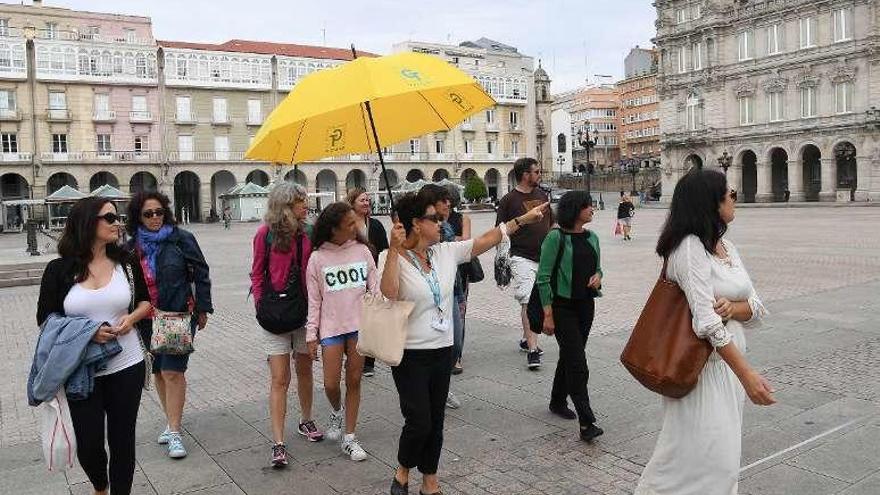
55;0;657;92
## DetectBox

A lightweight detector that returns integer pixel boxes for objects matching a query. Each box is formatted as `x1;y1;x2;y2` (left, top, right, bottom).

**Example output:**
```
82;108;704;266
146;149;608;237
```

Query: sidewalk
2;279;879;494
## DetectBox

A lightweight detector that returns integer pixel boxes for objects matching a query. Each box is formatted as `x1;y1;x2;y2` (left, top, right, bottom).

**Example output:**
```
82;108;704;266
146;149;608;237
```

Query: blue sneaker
167;432;187;459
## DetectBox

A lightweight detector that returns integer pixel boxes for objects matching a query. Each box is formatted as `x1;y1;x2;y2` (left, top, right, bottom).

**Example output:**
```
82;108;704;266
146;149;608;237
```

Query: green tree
463;176;488;202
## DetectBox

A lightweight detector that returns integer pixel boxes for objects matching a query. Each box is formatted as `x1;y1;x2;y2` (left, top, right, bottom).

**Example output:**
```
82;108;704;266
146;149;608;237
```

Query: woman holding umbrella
381;191;548;495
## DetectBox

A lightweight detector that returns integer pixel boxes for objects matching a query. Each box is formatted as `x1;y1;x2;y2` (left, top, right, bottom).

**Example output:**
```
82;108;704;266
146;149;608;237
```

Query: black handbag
256;232;307;334
465;257;485;283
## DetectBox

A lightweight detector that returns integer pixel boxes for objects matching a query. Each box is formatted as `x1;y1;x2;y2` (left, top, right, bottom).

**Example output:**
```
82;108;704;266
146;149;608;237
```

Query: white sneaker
342;433;367;461
167;432;187;459
157;426;172;445
446;392;461;409
326;408;344;442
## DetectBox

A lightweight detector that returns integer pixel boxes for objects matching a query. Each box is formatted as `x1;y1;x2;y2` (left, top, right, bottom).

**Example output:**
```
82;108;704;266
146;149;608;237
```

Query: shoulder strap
262;230;272;279
123;262;135;312
660;257;669;281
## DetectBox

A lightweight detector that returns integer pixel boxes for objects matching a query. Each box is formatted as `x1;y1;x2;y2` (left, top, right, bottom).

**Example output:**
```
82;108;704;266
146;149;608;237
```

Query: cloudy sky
57;0;657;92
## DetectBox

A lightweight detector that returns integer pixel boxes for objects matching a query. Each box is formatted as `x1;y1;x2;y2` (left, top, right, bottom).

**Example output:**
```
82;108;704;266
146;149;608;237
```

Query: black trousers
391;346;453;474
68;361;145;495
550;298;597;426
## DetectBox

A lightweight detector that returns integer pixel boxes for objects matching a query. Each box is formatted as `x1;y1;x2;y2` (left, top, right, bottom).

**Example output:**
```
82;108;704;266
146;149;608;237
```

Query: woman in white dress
635;169;775;495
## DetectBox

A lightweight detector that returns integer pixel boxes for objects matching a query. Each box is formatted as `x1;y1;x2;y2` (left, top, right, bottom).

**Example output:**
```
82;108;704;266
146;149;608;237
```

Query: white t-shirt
63;264;144;376
379;240;474;350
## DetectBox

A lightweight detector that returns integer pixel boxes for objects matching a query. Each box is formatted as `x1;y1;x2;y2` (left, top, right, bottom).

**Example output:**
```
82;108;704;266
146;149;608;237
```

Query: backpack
256;232;307;334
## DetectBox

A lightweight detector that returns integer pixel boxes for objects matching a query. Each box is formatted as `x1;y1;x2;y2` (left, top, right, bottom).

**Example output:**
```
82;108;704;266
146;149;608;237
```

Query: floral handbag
151;311;194;355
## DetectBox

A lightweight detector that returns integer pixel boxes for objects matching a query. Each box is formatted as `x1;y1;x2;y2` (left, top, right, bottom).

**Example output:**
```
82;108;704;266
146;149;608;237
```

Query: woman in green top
537;190;604;442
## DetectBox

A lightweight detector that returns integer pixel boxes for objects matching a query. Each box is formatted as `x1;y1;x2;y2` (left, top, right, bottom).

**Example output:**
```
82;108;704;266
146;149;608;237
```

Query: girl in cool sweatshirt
306;202;379;461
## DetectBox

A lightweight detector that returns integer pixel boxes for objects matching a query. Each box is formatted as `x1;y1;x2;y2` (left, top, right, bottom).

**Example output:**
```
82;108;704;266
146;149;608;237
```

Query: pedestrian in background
126;191;213;459
36;197;152;495
444;183;472;375
306;202;378;461
345;187;388;377
381;191;548;495
250;181;323;468
536;190;604;442
636;169;774;495
617;191;635;241
495;157;553;370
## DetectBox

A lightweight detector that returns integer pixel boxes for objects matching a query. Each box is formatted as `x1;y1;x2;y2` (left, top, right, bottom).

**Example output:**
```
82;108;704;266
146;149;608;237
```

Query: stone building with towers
654;0;879;202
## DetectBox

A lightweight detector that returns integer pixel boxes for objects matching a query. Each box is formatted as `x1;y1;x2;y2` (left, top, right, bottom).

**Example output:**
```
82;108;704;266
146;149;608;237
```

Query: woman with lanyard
381;191;547;495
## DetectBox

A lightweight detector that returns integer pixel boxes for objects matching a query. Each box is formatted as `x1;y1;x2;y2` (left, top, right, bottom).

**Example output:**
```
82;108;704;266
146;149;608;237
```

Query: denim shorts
320;330;358;347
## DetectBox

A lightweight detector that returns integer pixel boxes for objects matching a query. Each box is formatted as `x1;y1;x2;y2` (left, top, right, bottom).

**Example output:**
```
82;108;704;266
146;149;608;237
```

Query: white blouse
666;235;767;348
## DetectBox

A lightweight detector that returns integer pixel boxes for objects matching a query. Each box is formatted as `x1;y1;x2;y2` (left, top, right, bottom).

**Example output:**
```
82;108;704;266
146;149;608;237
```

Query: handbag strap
262;230;304;294
660;257;670;281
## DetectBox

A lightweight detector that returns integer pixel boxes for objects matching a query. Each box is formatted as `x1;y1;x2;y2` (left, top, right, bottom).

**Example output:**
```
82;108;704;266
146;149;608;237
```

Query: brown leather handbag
619;259;712;398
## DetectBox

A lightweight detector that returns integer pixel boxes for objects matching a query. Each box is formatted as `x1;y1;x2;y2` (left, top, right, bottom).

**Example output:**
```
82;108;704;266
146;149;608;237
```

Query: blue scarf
137;225;173;276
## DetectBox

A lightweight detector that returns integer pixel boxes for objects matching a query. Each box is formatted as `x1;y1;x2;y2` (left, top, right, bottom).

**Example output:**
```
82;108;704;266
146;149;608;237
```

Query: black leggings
391;346;453;475
550;298;597;426
68;361;145;495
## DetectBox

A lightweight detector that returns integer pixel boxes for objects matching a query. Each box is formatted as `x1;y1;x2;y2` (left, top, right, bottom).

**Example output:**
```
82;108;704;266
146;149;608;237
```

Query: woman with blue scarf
126;191;213;460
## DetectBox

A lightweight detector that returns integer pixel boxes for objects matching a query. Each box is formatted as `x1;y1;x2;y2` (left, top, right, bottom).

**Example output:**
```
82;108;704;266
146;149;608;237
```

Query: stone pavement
1;207;879;494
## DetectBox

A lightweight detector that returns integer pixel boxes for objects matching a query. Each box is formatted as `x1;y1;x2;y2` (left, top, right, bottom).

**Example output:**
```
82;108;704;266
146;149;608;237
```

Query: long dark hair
58;197;128;282
311;202;372;253
556;190;593;230
126;191;177;236
656;168;729;258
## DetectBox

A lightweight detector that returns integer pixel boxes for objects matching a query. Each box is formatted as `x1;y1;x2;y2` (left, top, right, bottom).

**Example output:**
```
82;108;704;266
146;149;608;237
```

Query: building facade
618;47;661;169
655;0;880;203
570;85;622;170
0;2;549;223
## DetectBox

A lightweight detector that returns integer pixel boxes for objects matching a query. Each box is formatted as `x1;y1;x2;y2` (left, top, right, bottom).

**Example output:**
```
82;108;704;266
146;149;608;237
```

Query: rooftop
158;39;378;61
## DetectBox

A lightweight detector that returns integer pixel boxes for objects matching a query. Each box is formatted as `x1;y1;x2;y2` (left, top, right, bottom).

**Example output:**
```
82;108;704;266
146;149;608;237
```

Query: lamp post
576;129;595;196
626;159;639;196
717;151;732;175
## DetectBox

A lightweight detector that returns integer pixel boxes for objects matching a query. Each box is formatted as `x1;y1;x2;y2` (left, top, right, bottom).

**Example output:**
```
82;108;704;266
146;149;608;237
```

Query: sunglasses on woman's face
419;213;442;224
728;190;738;202
141;208;165;219
97;212;121;225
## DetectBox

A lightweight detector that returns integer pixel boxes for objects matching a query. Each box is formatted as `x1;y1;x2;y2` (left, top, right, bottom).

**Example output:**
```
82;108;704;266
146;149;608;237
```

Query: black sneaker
519;340;544;355
527;350;541;370
390;477;409;495
363;364;375;377
580;424;604;443
549;403;577;420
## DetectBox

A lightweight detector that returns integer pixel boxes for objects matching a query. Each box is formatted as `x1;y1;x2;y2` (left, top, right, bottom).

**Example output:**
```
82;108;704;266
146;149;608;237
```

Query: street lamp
626;159;640;196
576;129;595;196
717;151;732;175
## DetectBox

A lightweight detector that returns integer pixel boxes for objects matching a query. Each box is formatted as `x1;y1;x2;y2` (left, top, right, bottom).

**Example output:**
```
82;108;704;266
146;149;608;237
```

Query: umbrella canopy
90;184;129;200
45;185;86;203
245;51;495;164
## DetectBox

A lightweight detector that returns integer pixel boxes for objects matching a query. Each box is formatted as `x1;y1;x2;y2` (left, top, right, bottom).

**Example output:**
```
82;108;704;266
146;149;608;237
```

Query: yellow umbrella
245;48;495;206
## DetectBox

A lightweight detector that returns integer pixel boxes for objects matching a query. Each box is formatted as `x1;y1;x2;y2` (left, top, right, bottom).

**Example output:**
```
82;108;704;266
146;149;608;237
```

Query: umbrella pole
351;44;395;212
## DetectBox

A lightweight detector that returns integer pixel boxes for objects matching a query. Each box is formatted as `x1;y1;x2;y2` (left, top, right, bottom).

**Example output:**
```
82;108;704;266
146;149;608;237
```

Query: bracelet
514;217;522;227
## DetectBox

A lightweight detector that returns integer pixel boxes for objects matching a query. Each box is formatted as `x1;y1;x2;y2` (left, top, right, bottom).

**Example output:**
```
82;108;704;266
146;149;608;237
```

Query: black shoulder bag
256;232;308;334
527;229;567;334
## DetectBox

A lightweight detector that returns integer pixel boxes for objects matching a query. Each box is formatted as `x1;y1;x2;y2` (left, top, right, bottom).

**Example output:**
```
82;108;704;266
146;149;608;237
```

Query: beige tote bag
357;292;415;366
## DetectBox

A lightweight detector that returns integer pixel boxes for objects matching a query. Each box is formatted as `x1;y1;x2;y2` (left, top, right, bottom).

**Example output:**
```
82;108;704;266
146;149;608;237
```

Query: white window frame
511;140;519;155
738;96;755;125
676;8;687;24
485;109;495;124
409;139;420;155
214;135;229;160
134;135;146;155
800;86;817;118
835;81;854;114
768;92;783;122
767;23;782;55
212;97;228;123
96;134;111;156
677;45;687;73
52;133;67;153
176;96;192;121
48;91;66;109
692;3;702;20
0;19;9;37
434;139;444;154
833;8;853;42
464;139;473;155
131;94;147;112
487;139;496;155
1;132;18;153
799;17;817;49
247;99;261;124
178;135;193;161
691;41;702;70
686;96;701;130
738;30;754;61
509;110;519;129
0;89;15;111
45;22;57;40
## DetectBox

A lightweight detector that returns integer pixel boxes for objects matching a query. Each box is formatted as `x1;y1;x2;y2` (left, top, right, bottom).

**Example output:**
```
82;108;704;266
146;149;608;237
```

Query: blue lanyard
406;250;442;312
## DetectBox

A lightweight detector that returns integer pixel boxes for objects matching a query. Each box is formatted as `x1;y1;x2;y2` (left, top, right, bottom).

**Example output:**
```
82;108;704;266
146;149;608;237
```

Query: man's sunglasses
418;213;442;223
142;208;165;219
97;212;121;224
729;190;738;202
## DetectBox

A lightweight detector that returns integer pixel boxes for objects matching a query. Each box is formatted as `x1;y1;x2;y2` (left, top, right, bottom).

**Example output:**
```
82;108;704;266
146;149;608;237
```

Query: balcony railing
247;116;263;126
35;29;151;46
507;123;522;132
212;115;231;125
167;151;246;162
0;152;32;162
47;108;71;121
129;111;153;123
486;122;499;132
40;151;83;162
175;113;196;124
92;110;116;122
0;108;21;121
459;122;474;131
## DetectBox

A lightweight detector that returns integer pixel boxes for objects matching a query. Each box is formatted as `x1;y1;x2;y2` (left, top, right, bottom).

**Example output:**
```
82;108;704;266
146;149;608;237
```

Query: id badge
431;312;451;332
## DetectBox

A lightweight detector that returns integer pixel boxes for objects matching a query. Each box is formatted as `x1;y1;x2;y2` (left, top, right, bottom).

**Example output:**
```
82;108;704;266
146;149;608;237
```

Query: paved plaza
1;206;879;494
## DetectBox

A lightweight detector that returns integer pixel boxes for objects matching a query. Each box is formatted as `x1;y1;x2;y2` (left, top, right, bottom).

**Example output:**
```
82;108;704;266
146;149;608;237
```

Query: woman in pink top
306;202;378;462
250;182;323;468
